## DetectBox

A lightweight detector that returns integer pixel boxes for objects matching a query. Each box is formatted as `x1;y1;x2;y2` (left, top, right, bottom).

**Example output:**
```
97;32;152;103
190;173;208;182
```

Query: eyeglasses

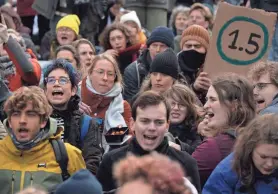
170;101;186;110
93;69;116;79
253;82;273;90
45;77;70;85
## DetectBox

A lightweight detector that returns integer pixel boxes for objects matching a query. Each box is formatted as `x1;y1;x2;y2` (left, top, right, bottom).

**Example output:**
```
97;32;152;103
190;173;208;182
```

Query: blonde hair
88;54;122;84
4;86;52;122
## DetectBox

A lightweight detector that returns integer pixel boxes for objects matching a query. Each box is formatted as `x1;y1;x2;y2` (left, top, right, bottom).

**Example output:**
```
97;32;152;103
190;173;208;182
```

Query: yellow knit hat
56;14;81;35
180;24;210;50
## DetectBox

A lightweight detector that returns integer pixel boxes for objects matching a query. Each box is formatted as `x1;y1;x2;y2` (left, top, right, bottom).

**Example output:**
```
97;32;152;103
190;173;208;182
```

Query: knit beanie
120;11;141;29
55;169;103;194
147;26;175;49
180;24;210;50
150;48;179;79
56;14;80;35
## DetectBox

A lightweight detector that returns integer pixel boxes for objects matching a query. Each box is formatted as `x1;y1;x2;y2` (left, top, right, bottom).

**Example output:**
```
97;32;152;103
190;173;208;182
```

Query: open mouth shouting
143;134;158;144
52;89;64;99
17;128;29;139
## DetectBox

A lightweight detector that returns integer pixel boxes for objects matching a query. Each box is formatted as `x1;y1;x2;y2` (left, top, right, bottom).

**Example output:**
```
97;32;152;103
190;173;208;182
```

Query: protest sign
203;3;277;78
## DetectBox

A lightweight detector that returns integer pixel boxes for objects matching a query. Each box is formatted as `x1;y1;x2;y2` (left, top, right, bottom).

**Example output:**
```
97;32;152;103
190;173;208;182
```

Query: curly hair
113;152;188;194
99;22;131;51
247;61;278;88
211;73;256;131
233;114;278;190
169;5;190;34
4;86;52;121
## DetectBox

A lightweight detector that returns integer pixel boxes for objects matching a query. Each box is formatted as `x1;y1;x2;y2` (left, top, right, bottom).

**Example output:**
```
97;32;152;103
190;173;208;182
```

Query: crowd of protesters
0;0;278;194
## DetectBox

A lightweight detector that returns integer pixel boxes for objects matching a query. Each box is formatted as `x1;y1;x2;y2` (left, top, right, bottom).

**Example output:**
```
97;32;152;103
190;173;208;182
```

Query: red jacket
4;37;41;91
192;132;236;188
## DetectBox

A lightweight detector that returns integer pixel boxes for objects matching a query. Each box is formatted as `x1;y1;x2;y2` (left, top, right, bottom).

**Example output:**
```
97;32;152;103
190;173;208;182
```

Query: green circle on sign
217;16;269;66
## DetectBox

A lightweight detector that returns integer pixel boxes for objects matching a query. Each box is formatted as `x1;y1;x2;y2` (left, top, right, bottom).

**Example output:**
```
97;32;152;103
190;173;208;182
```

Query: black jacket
169;123;202;154
96;137;201;193
251;0;278;12
123;49;152;102
51;95;102;175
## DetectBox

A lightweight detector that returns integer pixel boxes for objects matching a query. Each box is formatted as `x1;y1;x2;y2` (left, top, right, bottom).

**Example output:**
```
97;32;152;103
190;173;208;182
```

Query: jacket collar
128;137;169;156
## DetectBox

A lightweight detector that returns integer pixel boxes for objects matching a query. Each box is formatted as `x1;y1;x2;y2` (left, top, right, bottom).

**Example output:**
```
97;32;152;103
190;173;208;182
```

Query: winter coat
50;95;102;175
0;118;86;193
203;153;278;194
124;0;169;10
96;137;201;193
123;49;152;102
192;130;236;188
1;37;41;91
117;43;142;74
251;0;278;12
169;123;202;154
17;0;37;17
259;93;278;115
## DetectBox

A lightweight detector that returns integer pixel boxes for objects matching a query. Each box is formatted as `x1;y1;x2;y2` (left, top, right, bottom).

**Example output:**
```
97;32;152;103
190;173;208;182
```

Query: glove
0;14;9;45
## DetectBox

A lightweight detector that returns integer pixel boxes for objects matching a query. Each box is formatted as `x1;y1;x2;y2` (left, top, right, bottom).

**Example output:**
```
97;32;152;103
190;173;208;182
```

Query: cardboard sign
204;3;277;78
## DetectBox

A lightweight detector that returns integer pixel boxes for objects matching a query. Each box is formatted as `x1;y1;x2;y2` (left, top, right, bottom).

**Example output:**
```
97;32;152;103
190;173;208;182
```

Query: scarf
86;76;127;132
4;118;55;150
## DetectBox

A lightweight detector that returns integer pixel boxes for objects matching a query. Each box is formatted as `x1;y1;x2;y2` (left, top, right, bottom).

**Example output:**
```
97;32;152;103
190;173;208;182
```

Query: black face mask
178;50;206;72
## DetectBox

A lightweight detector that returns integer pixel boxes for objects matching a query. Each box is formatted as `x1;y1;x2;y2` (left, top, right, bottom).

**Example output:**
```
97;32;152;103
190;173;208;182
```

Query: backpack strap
50;139;70;181
80;114;92;144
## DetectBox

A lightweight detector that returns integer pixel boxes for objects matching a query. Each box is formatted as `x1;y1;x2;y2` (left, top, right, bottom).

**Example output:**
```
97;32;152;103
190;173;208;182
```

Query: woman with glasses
192;73;256;188
164;84;202;154
203;114;278;194
79;54;132;152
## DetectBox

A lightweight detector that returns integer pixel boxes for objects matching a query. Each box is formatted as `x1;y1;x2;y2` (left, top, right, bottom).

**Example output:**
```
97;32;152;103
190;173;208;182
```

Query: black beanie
150;48;179;79
147;26;175;49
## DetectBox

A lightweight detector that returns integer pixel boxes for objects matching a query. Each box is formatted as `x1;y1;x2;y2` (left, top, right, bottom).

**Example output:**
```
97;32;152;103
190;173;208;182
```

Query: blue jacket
203;153;278;194
260;93;278;115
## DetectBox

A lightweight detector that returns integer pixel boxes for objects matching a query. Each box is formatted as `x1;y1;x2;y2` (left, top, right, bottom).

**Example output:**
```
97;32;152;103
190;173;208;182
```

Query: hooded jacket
0;118;85;194
50;95;102;175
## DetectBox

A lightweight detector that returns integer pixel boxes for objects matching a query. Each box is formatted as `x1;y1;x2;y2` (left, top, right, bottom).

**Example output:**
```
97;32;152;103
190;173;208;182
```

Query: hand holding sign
204;3;277;78
0;14;8;45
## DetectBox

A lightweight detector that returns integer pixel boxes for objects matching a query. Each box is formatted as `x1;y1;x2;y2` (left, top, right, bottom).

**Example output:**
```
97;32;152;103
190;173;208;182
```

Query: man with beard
0;86;85;193
43;59;102;175
178;24;211;104
248;61;278;114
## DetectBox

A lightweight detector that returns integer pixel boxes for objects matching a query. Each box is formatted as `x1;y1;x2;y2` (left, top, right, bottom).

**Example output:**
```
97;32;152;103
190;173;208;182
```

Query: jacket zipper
11;171;15;194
